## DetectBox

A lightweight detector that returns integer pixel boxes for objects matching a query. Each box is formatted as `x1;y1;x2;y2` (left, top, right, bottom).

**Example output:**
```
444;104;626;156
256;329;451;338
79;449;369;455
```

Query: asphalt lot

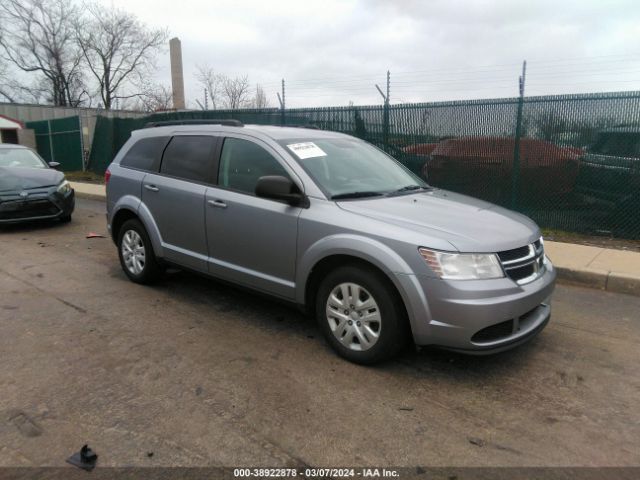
0;198;639;468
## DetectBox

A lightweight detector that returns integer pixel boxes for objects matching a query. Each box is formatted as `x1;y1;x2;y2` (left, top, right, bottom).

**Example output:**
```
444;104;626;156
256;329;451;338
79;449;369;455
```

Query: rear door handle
144;184;159;192
208;199;227;209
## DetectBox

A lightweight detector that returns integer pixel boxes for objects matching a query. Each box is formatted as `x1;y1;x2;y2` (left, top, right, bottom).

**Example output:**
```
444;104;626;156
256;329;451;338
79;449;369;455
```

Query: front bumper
398;258;556;353
0;187;75;224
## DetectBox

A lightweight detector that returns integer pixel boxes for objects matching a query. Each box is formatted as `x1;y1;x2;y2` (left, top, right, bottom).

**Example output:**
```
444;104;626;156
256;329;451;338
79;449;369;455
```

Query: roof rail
144;119;244;128
284;124;320;130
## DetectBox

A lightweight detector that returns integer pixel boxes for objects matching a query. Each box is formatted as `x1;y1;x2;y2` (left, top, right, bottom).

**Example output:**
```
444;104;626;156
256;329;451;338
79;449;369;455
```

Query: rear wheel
316;264;409;364
117;218;162;284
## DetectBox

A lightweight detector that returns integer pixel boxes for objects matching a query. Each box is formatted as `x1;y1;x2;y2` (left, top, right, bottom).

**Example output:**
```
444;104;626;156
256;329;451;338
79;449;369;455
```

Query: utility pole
204;88;209;110
375;70;391;149
511;60;527;209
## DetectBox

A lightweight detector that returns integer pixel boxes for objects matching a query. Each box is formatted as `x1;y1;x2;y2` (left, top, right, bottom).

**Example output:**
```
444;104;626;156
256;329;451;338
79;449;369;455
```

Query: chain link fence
25;116;84;171
88;91;640;239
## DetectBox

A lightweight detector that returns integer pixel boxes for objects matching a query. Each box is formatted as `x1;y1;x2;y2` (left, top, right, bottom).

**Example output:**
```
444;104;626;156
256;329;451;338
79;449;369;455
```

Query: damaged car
0;144;75;224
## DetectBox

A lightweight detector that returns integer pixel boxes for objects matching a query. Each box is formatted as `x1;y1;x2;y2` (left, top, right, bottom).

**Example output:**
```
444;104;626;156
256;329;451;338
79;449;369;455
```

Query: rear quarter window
591;132;640;158
120;136;169;172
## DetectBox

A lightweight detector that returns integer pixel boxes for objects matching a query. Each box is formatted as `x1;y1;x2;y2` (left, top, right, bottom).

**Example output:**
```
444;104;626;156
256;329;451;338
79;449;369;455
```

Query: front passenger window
219;138;289;194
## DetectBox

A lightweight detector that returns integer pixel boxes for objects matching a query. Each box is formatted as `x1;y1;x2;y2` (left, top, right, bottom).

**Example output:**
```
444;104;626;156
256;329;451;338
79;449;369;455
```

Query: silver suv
106;120;556;364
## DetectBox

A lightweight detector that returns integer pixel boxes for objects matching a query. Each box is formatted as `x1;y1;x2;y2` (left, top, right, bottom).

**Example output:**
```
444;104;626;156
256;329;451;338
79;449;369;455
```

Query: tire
59;214;72;223
315;264;409;364
117;218;162;284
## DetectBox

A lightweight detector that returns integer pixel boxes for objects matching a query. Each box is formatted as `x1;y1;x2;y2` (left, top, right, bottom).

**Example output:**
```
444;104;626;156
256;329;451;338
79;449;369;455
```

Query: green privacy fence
88;91;640;239
25;116;84;171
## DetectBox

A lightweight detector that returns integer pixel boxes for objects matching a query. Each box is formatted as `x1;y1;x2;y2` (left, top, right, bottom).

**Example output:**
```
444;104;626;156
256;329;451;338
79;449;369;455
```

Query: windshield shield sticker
287;142;327;159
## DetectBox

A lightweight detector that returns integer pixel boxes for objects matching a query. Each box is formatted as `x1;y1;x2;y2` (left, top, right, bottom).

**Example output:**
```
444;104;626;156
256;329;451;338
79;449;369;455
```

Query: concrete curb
605;271;640;297
73;191;107;202
69;183;640;297
69;182;106;202
555;266;608;291
555;266;640;296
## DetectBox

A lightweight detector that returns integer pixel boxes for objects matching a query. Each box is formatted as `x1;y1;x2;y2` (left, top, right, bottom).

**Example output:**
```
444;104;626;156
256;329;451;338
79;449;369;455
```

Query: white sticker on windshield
286;142;327;159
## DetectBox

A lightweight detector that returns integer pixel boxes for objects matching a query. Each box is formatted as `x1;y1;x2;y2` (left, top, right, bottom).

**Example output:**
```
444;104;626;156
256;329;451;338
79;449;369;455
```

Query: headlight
418;248;504;280
57;180;71;194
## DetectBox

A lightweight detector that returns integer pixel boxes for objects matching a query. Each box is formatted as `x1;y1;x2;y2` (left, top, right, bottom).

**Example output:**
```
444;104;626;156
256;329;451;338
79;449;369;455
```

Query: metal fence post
384;70;390;149
78;115;86;172
47;119;55;163
511;61;526;210
375;71;391;150
383;102;390;149
511;97;523;209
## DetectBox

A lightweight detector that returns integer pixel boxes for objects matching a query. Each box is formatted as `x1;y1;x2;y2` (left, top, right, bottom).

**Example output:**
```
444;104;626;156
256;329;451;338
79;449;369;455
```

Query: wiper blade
388;185;429;195
396;185;423;192
331;191;385;200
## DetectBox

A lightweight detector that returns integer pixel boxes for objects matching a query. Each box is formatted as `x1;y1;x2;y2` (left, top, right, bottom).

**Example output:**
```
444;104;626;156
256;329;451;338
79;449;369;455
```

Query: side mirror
255;175;308;207
49;162;61;169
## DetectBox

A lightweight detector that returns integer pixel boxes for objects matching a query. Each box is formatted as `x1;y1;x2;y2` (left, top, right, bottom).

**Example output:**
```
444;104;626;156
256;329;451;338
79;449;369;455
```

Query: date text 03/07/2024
233;468;400;477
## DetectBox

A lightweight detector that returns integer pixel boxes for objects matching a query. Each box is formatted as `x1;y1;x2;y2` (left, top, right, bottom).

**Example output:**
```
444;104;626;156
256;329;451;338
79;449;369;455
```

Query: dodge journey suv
106;120;556;364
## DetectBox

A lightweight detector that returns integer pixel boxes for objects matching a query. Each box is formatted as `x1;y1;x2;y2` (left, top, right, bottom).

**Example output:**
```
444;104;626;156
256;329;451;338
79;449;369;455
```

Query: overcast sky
100;0;640;108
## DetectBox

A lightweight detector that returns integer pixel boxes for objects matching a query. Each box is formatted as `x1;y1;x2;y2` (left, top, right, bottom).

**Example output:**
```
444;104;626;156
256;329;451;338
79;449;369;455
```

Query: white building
0;114;22;144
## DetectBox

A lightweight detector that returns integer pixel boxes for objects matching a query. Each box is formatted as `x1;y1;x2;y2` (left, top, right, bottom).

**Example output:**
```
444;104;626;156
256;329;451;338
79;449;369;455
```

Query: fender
111;195;164;258
296;234;431;329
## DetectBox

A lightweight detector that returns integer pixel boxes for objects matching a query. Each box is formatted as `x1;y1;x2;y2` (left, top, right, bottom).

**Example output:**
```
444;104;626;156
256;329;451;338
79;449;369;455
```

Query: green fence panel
25;119;53;162
25;116;83;171
87;91;640;239
88;116;147;174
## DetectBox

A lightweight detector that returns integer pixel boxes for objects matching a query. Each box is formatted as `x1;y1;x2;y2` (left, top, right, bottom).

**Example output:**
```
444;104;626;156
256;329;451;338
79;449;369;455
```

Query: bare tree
0;72;51;103
0;59;16;102
0;85;15;102
130;83;173;112
75;3;167;109
531;111;568;141
0;0;88;106
252;83;270;109
221;75;251;110
194;64;224;110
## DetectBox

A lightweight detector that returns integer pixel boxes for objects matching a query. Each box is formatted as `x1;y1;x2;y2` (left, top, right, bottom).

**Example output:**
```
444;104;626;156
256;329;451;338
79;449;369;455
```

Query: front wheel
316;265;409;364
117;218;162;284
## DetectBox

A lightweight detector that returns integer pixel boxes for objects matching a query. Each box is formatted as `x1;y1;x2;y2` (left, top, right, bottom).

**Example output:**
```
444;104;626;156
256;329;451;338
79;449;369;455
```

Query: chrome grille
498;240;545;285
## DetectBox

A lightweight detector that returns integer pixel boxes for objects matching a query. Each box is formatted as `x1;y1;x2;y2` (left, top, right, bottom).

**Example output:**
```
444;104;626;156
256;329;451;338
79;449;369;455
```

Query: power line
260;54;640;87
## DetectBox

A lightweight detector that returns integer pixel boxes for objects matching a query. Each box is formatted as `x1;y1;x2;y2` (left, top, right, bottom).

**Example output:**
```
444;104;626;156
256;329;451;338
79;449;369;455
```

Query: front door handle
208;199;227;209
144;184;159;192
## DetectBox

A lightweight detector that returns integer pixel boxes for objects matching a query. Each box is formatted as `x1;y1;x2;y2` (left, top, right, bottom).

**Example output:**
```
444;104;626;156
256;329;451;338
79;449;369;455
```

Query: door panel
205;136;302;298
206;188;300;298
142;173;208;272
205;187;300;298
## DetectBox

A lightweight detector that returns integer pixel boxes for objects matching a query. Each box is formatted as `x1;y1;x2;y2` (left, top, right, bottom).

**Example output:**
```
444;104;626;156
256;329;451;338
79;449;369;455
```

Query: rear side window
219;137;288;194
592;133;640;157
160;135;216;183
120;136;169;171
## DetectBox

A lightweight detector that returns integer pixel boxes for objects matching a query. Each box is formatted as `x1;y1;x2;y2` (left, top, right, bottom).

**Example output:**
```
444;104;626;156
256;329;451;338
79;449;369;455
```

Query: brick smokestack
169;37;186;109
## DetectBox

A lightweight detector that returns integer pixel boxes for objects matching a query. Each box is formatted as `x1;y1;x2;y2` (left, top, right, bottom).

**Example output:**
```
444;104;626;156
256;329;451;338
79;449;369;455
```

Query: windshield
591;132;640;158
278;137;427;199
0;148;48;169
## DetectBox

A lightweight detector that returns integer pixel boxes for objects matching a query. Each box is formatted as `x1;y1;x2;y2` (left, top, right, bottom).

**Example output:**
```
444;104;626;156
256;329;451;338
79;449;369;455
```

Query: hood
337;189;540;253
0;166;64;192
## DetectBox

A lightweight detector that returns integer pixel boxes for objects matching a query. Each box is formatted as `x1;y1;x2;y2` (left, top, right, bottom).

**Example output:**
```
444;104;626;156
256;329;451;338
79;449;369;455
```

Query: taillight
105;168;111;184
